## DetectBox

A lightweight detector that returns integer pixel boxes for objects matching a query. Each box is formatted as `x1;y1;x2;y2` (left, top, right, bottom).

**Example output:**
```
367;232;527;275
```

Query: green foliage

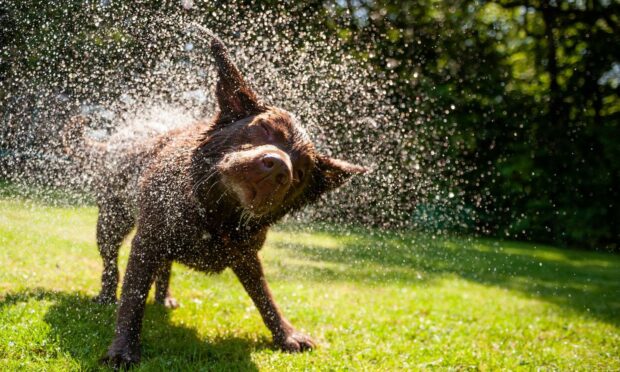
1;0;618;249
323;0;620;250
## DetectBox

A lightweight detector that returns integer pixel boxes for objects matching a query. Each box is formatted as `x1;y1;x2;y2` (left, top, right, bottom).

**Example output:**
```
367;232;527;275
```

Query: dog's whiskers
239;208;256;229
214;189;227;206
204;179;221;199
192;170;218;197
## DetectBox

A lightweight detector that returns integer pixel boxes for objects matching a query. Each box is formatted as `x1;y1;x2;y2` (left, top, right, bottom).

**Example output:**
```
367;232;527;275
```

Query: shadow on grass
0;289;264;371
272;225;620;327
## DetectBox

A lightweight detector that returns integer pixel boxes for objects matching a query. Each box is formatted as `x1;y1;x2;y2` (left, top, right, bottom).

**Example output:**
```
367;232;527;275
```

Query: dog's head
197;36;366;219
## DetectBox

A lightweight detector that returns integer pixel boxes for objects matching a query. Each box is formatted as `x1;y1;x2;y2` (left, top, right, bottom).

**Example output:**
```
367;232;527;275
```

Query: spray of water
0;1;473;241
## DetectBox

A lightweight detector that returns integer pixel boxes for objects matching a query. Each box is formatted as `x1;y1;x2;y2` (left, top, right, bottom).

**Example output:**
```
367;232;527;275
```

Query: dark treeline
330;0;619;250
282;0;620;250
1;1;618;250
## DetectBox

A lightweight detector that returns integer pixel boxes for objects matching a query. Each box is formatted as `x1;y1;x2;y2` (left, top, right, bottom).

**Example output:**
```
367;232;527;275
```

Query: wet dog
65;33;366;368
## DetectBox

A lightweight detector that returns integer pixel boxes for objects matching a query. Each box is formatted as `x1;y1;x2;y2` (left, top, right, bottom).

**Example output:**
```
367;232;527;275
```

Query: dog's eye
295;169;305;181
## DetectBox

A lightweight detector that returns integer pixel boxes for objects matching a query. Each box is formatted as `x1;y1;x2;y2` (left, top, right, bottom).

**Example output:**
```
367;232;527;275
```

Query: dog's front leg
101;235;160;368
231;252;316;352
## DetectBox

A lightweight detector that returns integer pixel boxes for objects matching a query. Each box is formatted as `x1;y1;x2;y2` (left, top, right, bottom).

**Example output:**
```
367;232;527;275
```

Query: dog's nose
260;153;291;186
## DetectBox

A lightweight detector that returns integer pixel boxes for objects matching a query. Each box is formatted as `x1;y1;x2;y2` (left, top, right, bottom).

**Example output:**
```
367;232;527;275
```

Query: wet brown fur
65;34;366;368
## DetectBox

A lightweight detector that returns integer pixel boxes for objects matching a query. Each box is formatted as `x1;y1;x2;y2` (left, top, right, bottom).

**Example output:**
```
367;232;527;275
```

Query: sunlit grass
1;196;619;370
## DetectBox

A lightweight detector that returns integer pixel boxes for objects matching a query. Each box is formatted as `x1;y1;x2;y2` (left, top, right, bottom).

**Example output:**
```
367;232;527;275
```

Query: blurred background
1;0;619;251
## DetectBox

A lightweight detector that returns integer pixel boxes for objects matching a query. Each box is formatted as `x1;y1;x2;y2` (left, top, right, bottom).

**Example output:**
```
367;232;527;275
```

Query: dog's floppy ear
210;37;264;124
312;154;368;195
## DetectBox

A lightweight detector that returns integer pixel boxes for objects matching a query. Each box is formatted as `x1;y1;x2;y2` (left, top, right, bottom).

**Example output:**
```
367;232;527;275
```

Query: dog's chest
171;218;266;274
170;226;243;273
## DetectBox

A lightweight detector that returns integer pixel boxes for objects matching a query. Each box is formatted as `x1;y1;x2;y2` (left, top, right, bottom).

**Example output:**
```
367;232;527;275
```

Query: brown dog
67;34;366;367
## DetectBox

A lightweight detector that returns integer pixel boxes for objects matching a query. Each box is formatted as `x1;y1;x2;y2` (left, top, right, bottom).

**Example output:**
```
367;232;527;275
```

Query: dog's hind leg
94;203;134;304
154;260;179;309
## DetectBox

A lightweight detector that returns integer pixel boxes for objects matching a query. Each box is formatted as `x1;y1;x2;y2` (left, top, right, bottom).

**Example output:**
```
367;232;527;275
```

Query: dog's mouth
224;176;286;217
216;147;294;217
231;180;257;205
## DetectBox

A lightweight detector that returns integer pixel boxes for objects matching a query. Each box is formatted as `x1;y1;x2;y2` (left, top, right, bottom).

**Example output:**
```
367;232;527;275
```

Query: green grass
1;195;619;371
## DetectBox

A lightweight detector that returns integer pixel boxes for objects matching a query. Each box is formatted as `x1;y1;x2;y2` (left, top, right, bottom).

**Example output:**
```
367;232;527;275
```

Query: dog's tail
60;115;107;164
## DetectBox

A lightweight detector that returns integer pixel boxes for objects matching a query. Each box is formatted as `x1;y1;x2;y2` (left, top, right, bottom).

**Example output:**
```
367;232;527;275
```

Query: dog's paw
100;343;140;369
93;293;117;305
158;296;180;309
275;332;316;352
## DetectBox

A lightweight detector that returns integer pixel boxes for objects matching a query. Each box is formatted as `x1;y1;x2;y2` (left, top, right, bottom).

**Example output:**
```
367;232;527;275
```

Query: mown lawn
0;195;619;371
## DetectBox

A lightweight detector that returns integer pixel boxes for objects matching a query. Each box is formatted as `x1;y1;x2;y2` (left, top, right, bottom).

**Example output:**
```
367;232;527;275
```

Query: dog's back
63;115;210;306
65;116;208;211
63;30;367;367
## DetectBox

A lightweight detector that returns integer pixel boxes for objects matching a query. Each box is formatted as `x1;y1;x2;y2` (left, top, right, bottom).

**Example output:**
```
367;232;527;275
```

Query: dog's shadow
1;289;263;370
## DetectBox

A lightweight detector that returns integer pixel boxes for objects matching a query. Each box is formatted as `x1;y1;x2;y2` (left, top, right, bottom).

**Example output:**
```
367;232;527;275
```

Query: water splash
0;1;472;235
